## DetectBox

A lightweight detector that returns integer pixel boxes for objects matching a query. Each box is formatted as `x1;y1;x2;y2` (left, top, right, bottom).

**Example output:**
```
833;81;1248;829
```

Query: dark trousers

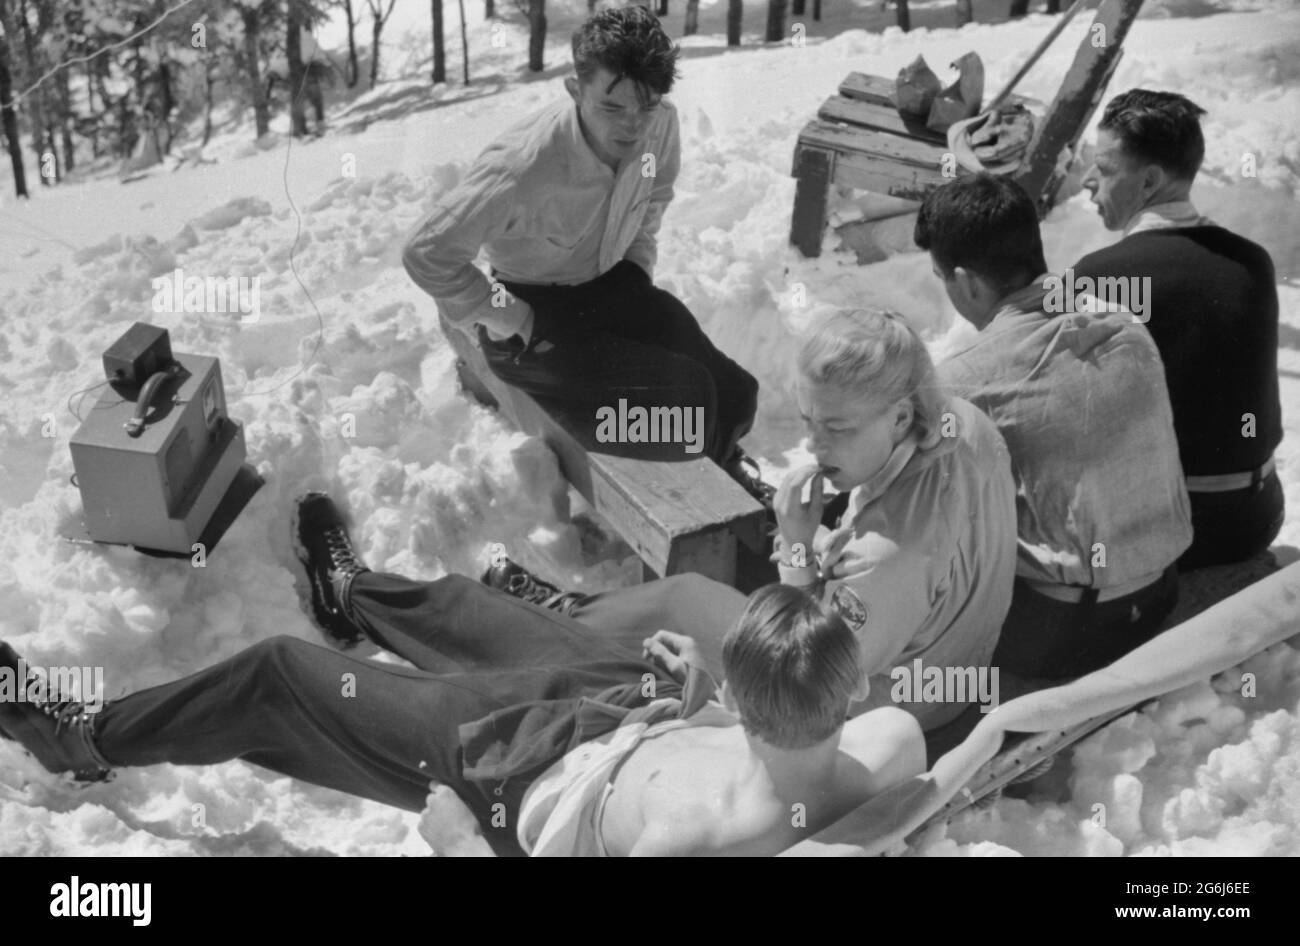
481;261;758;465
1180;471;1285;570
991;565;1180;681
93;573;664;857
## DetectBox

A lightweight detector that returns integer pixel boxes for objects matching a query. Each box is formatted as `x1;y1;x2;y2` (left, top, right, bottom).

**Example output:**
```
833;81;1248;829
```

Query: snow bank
0;4;1297;855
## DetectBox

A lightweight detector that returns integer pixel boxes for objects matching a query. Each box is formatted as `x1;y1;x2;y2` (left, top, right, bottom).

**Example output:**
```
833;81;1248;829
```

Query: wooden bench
441;318;767;585
790;0;1144;257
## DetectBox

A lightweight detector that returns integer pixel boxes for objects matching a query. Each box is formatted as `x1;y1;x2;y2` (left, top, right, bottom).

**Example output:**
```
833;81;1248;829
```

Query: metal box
69;352;247;554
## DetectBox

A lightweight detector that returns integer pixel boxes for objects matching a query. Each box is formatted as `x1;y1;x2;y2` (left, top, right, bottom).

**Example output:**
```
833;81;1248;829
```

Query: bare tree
331;0;360;86
528;0;545;72
457;0;469;84
684;0;699;35
287;1;308;136
236;1;274;138
895;0;910;32
366;0;397;88
765;0;785;41
16;0;50;183
727;0;742;46
432;0;445;84
0;0;27;197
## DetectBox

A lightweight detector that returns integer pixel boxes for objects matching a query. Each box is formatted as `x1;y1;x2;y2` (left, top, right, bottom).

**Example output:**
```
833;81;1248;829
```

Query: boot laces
324;526;365;578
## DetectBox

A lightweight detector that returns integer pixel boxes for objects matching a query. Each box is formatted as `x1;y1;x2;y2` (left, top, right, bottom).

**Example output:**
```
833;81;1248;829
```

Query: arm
623;106;680;280
401;155;535;342
824;537;934;678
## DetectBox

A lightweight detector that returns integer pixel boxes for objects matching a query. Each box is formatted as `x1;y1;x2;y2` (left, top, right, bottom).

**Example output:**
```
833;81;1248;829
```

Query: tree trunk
432;0;445;84
84;56;98;158
528;0;545;72
765;0;785;41
792;0;804;15
485;0;494;16
241;7;270;137
57;66;73;171
895;0;910;32
343;0;359;87
727;0;742;46
955;0;972;25
287;2;308;136
684;0;699;34
656;0;668;15
370;9;381;87
1009;0;1030;16
458;0;469;84
16;0;48;185
1046;0;1062;12
813;0;820;21
0;8;27;199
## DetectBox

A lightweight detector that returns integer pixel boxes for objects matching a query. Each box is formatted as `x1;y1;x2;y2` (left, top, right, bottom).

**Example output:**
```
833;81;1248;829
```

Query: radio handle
124;368;176;438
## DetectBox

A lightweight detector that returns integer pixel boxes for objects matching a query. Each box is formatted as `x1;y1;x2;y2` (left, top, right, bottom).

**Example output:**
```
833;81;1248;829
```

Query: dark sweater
1072;227;1282;477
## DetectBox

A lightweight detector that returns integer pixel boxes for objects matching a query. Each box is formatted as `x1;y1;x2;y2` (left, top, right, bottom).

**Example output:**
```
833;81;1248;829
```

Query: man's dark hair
1099;89;1207;181
913;174;1047;293
572;5;680;99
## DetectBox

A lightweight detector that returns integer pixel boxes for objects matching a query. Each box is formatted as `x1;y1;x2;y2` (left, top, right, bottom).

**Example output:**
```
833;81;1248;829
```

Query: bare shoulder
839;707;926;789
626;808;716;858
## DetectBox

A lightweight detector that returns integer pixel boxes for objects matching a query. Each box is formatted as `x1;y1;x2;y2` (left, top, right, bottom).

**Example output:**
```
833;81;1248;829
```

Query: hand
642;629;703;682
418;782;495;857
774;463;826;558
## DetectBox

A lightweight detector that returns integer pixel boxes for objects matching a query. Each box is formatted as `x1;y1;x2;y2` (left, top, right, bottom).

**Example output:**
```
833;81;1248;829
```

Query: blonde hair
796;308;947;449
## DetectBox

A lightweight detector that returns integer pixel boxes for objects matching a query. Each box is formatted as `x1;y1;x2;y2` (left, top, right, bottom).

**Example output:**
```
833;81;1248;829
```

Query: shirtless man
0;503;922;857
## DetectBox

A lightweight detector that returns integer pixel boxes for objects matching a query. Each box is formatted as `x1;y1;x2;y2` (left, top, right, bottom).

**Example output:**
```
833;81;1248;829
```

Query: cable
240;49;326;399
65;378;113;424
7;0;206;108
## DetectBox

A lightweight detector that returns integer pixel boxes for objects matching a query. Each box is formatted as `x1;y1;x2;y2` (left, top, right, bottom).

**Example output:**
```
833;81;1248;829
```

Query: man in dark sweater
1073;89;1284;568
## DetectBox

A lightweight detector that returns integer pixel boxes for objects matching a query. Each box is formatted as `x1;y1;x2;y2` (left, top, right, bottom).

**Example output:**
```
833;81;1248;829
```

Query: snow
1;0;1298;856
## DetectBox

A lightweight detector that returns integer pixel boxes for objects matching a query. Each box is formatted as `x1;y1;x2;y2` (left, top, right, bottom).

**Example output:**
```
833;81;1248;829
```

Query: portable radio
67;322;254;555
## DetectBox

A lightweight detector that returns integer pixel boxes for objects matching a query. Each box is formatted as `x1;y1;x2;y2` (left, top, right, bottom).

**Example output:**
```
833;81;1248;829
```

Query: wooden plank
818;95;944;143
799;119;949;170
797;119;950;201
838;72;898;107
443;319;765;582
790;145;834;258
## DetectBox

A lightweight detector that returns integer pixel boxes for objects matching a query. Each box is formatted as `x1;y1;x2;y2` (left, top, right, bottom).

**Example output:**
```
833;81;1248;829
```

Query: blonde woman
480;309;1019;729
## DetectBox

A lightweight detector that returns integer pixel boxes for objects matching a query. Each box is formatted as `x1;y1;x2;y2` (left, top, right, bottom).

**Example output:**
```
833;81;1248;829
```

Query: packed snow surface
0;1;1297;855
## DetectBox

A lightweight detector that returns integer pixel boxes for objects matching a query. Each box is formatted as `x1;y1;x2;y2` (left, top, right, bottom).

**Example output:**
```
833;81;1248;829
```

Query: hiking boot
480;557;587;618
725;448;776;510
0;642;114;782
292;492;370;648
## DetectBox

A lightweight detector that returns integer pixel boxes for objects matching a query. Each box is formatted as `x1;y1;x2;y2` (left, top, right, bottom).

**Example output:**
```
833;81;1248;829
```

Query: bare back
598;705;926;856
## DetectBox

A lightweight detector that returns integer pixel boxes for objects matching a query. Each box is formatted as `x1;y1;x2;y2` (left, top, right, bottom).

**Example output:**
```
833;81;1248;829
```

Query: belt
1020;566;1170;605
1185;456;1275;494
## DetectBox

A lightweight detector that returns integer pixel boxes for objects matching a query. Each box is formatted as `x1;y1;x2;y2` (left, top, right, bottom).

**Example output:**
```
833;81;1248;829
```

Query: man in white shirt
403;7;760;482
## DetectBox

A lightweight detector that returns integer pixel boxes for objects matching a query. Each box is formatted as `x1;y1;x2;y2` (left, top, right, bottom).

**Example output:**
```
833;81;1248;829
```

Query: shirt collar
560;102;617;179
845;435;919;521
1123;200;1210;236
